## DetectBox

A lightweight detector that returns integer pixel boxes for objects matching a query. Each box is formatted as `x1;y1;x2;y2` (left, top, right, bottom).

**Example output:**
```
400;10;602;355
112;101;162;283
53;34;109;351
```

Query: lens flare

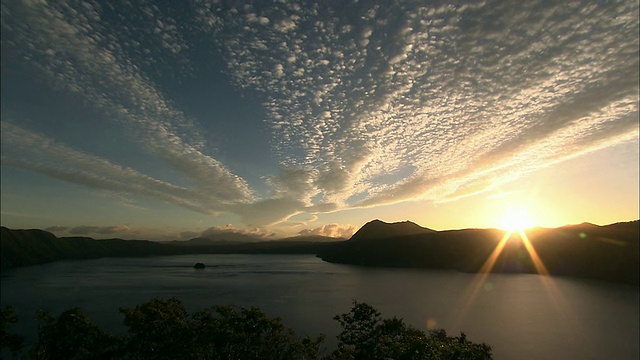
455;227;571;329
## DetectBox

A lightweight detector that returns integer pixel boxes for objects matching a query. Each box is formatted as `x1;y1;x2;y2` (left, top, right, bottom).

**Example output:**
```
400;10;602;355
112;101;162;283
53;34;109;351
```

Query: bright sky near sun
1;0;638;241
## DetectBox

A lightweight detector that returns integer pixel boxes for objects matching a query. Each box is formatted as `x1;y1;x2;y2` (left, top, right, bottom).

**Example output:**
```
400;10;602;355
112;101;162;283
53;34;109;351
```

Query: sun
499;207;535;232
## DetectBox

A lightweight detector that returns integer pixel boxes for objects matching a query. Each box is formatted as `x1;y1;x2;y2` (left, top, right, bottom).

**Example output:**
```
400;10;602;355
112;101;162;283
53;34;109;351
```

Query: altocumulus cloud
1;0;638;229
202;0;638;209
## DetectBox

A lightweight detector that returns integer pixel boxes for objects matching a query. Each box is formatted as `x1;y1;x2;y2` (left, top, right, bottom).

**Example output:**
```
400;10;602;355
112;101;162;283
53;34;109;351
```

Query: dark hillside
318;220;639;284
350;219;436;241
0;227;340;270
0;227;182;269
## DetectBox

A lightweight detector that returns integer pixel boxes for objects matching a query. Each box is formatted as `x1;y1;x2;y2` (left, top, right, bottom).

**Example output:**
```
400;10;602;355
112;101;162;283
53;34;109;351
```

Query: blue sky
1;0;638;240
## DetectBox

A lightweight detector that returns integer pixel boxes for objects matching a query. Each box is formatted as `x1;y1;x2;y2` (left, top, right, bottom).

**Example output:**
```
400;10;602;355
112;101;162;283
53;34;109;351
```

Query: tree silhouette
328;301;492;360
30;307;118;359
3;298;492;359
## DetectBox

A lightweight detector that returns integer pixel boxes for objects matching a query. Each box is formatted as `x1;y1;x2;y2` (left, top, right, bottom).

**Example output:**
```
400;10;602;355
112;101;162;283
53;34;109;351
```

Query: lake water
1;254;638;359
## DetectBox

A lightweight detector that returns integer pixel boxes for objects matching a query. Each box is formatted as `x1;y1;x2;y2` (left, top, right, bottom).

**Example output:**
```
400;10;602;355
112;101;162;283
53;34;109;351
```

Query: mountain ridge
350;219;436;241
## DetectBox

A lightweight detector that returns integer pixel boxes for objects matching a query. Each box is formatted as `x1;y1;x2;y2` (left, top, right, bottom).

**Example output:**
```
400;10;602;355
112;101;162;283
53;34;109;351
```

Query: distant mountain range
2;220;638;284
0;227;340;270
167;233;342;246
0;227;182;269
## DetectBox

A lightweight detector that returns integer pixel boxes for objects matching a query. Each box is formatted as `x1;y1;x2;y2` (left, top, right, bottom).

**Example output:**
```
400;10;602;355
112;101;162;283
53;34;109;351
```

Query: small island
193;263;205;269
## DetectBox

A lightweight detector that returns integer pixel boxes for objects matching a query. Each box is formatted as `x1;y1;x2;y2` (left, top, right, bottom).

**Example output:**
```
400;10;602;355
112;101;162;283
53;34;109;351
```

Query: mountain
350;219;436;241
317;220;640;285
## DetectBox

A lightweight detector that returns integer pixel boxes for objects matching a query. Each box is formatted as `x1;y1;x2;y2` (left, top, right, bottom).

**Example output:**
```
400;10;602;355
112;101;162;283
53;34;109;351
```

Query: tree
119;297;323;360
119;297;191;359
189;305;323;360
4;298;492;359
327;301;492;360
30;307;118;360
1;306;25;358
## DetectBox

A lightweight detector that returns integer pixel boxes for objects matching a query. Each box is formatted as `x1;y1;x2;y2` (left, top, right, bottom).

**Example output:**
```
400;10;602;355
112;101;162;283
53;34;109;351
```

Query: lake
1;254;638;359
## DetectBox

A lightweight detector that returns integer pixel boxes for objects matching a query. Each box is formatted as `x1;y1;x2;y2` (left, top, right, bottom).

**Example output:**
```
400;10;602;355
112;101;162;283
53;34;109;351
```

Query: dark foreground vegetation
1;298;491;360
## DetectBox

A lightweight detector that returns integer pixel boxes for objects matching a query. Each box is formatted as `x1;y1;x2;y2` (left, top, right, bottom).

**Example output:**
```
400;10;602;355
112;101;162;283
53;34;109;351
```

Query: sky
1;0;638;241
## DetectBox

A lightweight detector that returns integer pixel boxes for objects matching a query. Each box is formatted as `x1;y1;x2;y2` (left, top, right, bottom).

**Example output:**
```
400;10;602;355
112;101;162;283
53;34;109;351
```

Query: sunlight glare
455;227;566;329
499;207;534;231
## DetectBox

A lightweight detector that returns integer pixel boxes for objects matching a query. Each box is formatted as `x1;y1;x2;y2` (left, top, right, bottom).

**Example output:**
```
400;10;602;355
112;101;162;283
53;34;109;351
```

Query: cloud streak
1;122;217;215
2;0;254;205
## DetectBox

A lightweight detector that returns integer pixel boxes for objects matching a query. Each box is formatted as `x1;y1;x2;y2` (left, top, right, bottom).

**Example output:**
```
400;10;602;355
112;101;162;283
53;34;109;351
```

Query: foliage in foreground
1;299;491;360
1;307;24;359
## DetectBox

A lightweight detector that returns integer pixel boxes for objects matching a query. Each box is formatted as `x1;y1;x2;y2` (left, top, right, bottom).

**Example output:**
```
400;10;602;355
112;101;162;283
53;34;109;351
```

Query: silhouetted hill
318;220;640;285
350;219;436;241
0;227;185;269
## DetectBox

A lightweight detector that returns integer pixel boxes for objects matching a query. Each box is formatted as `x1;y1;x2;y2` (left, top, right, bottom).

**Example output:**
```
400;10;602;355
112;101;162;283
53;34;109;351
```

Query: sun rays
454;227;569;329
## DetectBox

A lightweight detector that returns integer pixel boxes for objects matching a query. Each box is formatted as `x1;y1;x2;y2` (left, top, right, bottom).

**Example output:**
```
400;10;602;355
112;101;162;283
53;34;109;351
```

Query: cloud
202;0;638;213
230;198;308;227
69;225;130;236
266;165;318;203
2;0;638;230
180;231;200;240
44;226;69;232
298;224;356;239
274;17;297;33
1;0;254;205
200;224;267;238
1;122;220;215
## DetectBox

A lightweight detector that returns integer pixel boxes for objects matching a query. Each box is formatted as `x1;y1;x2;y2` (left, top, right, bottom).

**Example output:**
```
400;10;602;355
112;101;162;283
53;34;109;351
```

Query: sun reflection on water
454;228;573;329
